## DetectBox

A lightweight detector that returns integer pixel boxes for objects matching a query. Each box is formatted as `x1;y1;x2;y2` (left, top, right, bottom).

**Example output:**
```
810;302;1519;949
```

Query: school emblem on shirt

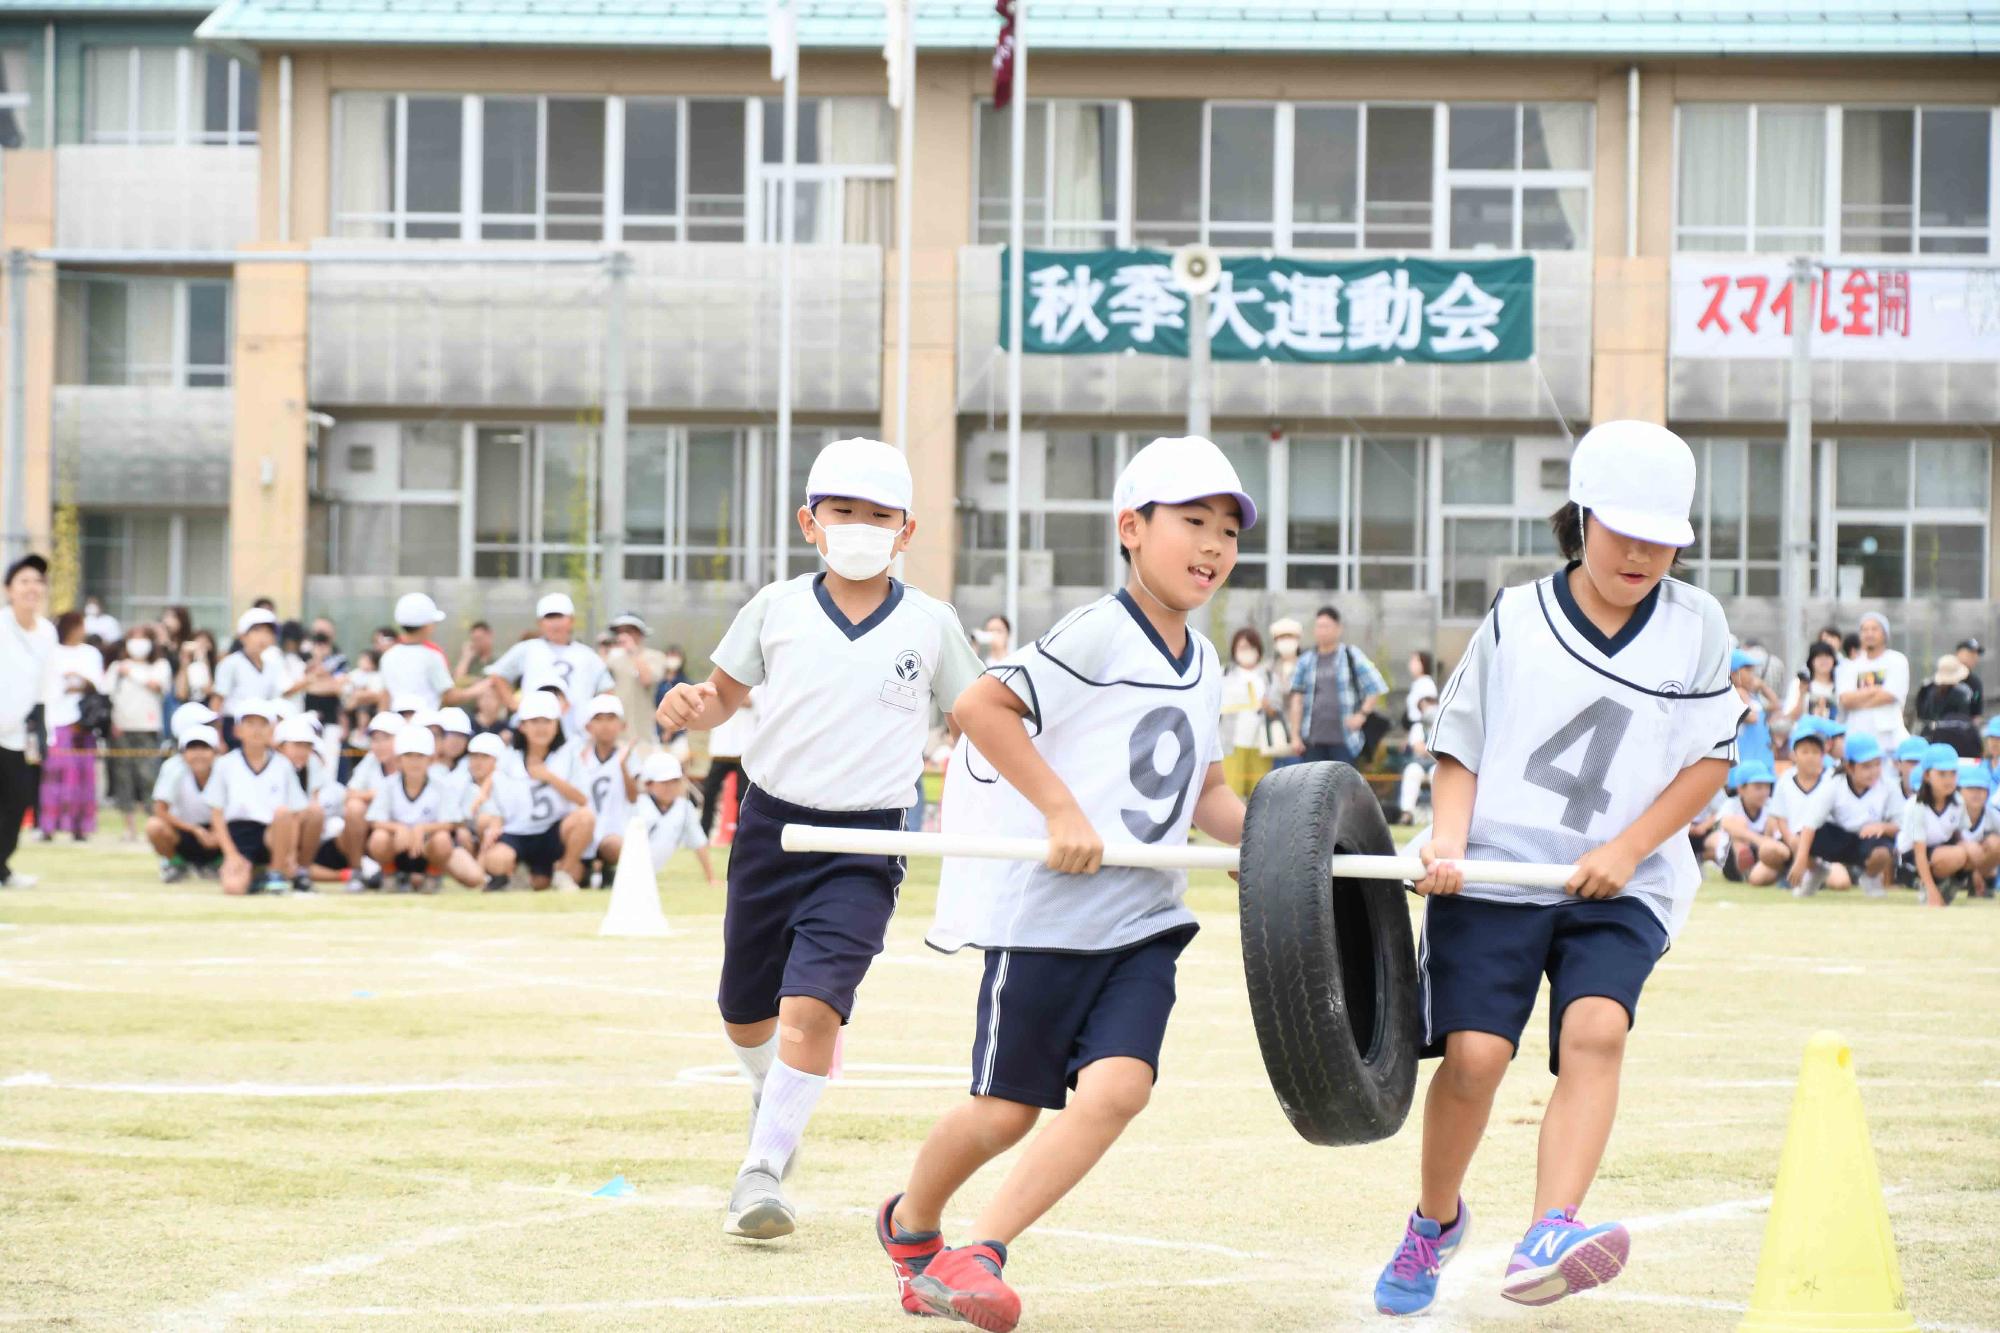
881;649;924;713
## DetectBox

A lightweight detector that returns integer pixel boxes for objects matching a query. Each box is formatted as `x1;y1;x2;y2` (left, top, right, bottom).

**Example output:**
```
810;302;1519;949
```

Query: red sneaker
907;1241;1019;1332
876;1194;944;1316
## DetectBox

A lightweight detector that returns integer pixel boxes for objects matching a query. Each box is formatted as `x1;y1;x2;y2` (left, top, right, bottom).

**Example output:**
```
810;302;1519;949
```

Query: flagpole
1004;0;1025;637
893;2;915;453
774;18;799;582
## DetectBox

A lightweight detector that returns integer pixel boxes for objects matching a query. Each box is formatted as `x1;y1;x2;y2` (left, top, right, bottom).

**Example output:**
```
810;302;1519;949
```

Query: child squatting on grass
1374;421;1743;1317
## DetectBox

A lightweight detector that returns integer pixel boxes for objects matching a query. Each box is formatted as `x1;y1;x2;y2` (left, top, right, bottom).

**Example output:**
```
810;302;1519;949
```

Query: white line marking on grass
3;1071;565;1097
675;1061;965;1089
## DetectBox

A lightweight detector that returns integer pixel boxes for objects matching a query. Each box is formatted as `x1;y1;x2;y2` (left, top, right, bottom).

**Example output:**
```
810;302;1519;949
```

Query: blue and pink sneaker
1373;1201;1471;1316
1500;1208;1630;1307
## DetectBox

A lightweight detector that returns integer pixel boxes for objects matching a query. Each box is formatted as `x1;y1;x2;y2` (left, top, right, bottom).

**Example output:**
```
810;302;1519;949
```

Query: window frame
81;45;258;147
972;96;1129;247
1825;437;1989;600
57;273;233;388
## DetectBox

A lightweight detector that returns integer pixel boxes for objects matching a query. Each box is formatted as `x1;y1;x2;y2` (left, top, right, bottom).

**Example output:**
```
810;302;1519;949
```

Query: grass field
3;838;1997;1332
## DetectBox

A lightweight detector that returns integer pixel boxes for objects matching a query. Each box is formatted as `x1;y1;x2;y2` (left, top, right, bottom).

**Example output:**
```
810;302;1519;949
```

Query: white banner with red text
1670;256;2000;362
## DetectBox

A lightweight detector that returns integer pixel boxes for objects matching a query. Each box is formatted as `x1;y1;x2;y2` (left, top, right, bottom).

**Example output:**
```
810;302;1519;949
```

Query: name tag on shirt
879;679;920;713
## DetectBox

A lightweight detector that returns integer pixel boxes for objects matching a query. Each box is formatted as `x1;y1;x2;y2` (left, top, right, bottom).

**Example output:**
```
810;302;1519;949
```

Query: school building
1;1;1997;666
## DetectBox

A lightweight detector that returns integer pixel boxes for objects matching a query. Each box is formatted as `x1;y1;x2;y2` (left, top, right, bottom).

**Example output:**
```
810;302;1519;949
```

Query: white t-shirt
712;574;984;812
1824;773;1896;834
487;638;613;737
346;753;392;799
575;742;640;843
1834;650;1910;751
213;649;288;717
109;658;170;732
931;592;1226;954
205;749;307;824
636;793;708;862
707;691;756;759
45;643;104;729
1962;799;2000;841
368;773;456;828
1405;673;1439;725
151;754;217;827
1897;793;1965;855
1424;571;1743;939
498;746;581;835
378;642;455;712
1721;794;1776;837
0;613;55;753
1770;770;1834;832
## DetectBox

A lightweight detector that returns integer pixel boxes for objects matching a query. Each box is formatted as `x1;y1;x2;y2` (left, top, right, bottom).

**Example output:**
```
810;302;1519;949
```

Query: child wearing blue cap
1730;650;1778;773
1773;719;1835;894
1979;718;2000;789
1789;728;1898;897
1898;743;1972;906
1955;762;1998;898
1718;763;1786;886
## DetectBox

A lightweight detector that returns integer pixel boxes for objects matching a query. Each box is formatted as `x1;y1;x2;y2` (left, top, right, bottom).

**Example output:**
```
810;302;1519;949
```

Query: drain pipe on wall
278;54;293;243
1626;65;1639;258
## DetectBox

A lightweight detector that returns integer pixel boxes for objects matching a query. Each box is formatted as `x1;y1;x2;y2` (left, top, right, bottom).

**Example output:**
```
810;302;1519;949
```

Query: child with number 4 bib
878;436;1254;1332
656;437;983;1243
1374;422;1743;1317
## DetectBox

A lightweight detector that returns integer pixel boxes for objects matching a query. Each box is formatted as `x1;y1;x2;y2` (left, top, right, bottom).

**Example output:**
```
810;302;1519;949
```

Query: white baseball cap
367;713;404;736
236;608;278;635
394;592;446;627
179;724;221;751
1568;421;1698;549
1112;436;1259;530
523;669;569;699
468;733;507;758
536;592;576;619
517;691;564;722
389;693;425;715
805;437;913;512
412;709;447;732
273;715;319;745
235;699;281;722
393;727;436;757
608;613;650;634
170;702;218;740
641;752;684;783
435;706;472;735
585;693;624;720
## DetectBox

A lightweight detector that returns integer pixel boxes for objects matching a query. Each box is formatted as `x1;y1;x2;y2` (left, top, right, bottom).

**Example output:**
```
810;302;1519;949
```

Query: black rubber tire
1239;760;1420;1146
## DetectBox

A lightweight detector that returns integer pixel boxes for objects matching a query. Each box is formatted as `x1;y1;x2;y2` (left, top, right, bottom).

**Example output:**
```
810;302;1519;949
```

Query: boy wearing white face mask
656;436;984;1243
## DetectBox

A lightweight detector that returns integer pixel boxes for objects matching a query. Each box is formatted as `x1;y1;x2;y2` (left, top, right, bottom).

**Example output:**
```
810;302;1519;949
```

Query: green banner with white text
999;249;1535;363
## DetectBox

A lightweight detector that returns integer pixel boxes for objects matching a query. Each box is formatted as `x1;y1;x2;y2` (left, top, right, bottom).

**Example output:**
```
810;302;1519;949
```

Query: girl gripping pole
1373;422;1745;1317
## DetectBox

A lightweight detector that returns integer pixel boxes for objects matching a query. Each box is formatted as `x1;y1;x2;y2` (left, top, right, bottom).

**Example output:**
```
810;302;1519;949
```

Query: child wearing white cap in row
575;694;644;887
365;727;485;893
378;594;474;716
206;701;311;896
485;592;613;740
147;725;224;883
631;751;714;887
211;611;305;745
340;713;404;883
656;435;983;1243
480;691;594;891
462;733;511;886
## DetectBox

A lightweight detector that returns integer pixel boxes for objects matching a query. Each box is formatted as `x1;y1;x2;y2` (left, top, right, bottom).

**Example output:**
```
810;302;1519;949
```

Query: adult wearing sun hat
1915;651;1980;757
1834;611;1910;757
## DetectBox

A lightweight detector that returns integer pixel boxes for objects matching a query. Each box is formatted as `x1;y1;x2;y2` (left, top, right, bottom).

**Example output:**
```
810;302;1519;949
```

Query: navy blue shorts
501;827;565;876
227;819;272;867
719;786;905;1026
174;831;221;867
1809;823;1895;871
1419;895;1667;1076
969;925;1198;1111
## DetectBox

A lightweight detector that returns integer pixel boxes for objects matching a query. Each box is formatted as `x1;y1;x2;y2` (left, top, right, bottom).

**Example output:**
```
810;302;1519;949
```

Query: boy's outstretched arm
1190;761;1244;846
954;674;1103;874
655;668;749;734
1570;756;1731;898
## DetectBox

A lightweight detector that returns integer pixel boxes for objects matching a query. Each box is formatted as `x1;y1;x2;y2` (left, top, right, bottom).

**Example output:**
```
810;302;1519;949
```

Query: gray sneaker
723;1161;795;1239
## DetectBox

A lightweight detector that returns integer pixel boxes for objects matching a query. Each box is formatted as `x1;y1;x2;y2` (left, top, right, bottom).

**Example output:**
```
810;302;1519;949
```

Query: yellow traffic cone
1738;1031;1916;1332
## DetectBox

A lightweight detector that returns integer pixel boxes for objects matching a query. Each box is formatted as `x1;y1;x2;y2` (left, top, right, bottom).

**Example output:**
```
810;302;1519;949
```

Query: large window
1676;104;1994;254
982;99;1591;252
56;276;231;388
956;430;1428;595
1437;435;1569;618
1683;439;1785;596
0;46;30;148
974;99;1121;246
80;509;229;627
332;92;875;244
1830;439;1987;599
82;46;257;146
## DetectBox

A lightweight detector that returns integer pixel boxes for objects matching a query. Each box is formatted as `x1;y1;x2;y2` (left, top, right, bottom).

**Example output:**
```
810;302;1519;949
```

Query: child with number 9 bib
877;436;1254;1332
1374;422;1743;1317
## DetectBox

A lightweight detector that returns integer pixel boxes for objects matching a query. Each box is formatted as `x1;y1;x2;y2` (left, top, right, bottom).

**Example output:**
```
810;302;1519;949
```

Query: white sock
743;1060;826;1174
732;1034;778;1102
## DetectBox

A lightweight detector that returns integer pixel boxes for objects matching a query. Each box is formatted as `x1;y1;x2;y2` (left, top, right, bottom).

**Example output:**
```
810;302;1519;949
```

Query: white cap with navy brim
1568;420;1697;548
805;437;913;512
1113;436;1259;531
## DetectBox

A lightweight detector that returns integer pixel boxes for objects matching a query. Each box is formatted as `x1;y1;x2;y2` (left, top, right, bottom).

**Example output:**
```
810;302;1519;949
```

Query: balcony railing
54;146;258;252
308;241;883;413
53;386;234;506
955;246;1591;422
